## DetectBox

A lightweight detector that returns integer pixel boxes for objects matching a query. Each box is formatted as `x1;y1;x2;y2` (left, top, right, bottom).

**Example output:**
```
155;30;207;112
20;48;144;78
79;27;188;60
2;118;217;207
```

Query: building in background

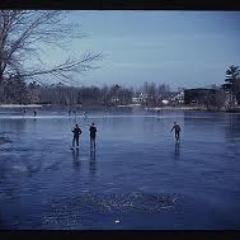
184;88;217;105
171;91;185;104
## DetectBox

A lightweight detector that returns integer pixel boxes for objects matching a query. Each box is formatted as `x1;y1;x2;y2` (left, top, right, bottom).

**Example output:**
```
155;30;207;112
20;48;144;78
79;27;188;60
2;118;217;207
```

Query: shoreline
0;104;42;108
0;104;240;113
144;106;203;111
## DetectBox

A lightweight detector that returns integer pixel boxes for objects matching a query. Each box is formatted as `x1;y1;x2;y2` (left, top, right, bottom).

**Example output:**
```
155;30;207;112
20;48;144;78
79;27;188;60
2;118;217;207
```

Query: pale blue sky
41;11;240;90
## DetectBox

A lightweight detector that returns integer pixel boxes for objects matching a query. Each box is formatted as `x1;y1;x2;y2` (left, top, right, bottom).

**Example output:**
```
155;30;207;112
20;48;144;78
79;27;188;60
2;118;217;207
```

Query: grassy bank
0;104;42;108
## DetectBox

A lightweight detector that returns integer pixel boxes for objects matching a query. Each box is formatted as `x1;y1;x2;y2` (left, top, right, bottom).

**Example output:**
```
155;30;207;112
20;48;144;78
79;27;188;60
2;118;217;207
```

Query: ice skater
71;123;82;149
22;108;26;116
33;110;37;117
89;122;97;150
170;121;181;142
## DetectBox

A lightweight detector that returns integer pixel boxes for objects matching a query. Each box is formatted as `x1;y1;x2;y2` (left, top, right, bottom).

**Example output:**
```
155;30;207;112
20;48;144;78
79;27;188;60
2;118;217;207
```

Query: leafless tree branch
0;10;101;84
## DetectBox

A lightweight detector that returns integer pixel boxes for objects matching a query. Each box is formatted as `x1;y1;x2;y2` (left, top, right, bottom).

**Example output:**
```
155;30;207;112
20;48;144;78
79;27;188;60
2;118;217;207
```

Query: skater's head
91;122;95;126
75;124;79;128
174;121;177;125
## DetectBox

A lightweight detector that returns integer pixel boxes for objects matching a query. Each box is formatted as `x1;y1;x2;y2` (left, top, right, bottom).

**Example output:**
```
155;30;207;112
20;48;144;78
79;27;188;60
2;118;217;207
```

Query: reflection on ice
174;142;180;160
72;149;80;169
89;150;97;176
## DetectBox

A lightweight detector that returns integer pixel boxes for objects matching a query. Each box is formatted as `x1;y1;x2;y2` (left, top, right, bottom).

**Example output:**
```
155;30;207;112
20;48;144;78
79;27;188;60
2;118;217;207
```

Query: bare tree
0;10;101;85
203;88;226;111
225;65;240;108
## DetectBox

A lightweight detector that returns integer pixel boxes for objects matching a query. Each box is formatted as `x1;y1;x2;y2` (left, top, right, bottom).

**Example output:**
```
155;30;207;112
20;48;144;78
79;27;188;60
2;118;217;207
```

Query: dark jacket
72;127;82;136
171;125;181;133
89;126;97;138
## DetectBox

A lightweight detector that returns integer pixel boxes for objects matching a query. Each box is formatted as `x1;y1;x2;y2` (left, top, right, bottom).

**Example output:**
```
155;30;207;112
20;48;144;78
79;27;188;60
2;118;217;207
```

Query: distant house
171;91;184;104
161;99;169;105
132;92;148;104
221;83;240;105
111;97;120;103
184;88;217;105
132;97;140;104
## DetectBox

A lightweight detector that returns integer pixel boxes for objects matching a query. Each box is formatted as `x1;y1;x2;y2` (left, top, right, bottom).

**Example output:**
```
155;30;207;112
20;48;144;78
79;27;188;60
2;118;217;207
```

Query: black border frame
0;0;240;10
0;0;240;239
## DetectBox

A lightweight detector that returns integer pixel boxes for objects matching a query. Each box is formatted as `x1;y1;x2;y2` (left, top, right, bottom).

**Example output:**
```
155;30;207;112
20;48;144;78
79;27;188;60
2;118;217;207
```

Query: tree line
0;79;172;107
0;64;240;109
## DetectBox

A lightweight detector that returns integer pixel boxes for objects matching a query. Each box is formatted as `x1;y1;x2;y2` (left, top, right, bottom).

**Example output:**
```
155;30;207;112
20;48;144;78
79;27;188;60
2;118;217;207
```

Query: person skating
170;121;181;142
89;122;97;150
71;124;82;149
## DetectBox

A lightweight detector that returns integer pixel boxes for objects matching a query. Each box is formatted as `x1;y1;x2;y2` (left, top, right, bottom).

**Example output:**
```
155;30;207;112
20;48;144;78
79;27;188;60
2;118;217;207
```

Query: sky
41;11;240;90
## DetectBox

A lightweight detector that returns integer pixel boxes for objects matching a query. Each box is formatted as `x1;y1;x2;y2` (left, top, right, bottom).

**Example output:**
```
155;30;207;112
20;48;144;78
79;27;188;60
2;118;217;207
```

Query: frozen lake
0;110;240;229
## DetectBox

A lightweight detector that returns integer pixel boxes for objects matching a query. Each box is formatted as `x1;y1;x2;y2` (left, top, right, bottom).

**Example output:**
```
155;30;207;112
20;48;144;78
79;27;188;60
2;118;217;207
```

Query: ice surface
0;110;240;229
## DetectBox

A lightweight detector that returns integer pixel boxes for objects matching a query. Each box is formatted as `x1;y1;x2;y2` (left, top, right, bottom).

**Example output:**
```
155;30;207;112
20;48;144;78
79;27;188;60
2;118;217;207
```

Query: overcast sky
41;11;240;90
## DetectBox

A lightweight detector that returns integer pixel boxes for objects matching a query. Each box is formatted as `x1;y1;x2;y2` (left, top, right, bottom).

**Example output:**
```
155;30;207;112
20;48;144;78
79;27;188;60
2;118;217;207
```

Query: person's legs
76;135;79;147
90;137;95;149
90;137;92;148
93;137;96;149
175;131;180;141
